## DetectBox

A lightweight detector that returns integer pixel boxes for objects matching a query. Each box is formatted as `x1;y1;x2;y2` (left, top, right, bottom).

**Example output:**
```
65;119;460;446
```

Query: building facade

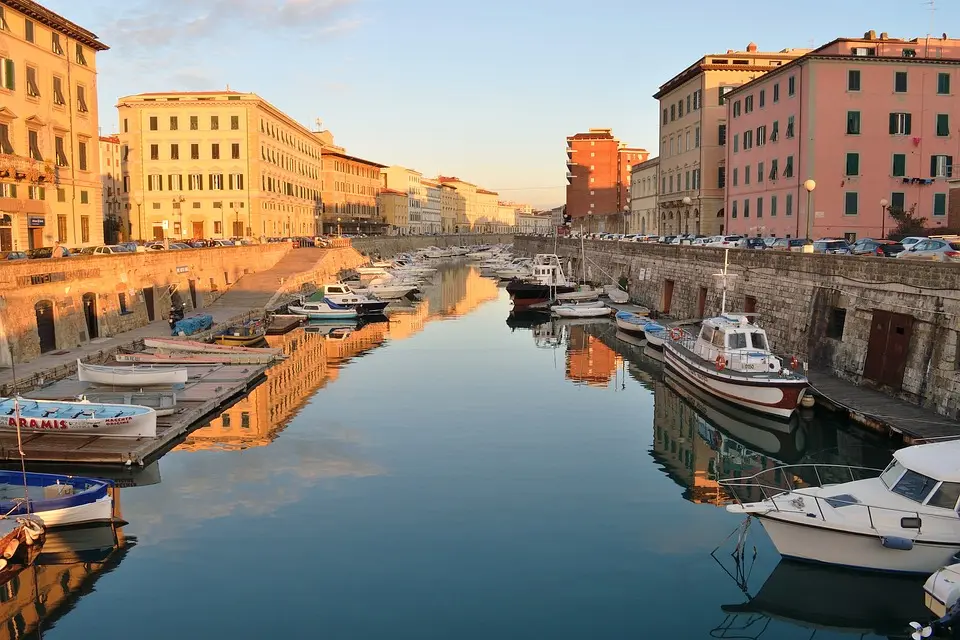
381;165;424;234
320;149;385;236
439;182;459;233
421;178;442;234
655;43;807;236
0;0;109;250
475;188;500;231
116;91;322;242
497;202;517;232
437;176;477;231
629;157;660;235
565;128;648;233
516;211;552;234
377;189;408;234
725;33;960;240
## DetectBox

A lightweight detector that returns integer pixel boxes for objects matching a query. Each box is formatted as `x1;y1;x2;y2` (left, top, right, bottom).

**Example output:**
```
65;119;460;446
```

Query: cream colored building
439;183;459;233
381;165;425;234
475;188;500;232
630;156;659;235
655;43;807;235
497;202;517;232
99;134;125;242
437;176;477;231
0;0;109;250
516;211;552;234
377;189;408;234
116;91;322;241
421;178;441;234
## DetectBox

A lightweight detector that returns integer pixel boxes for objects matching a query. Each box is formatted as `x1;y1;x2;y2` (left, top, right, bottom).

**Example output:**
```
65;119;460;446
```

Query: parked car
850;238;904;257
899;236;927;251
211;239;235;247
118;242;142;253
27;246;73;258
0;251;28;260
169;243;191;250
691;237;711;246
742;237;768;250
813;239;852;255
84;245;132;255
707;235;744;248
762;237;779;248
145;243;166;251
659;235;677;244
771;238;812;252
896;238;960;262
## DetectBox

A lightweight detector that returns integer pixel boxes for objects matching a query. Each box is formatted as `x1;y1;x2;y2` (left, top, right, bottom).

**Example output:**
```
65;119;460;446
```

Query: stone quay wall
515;237;960;419
352;234;513;257
0;244;290;365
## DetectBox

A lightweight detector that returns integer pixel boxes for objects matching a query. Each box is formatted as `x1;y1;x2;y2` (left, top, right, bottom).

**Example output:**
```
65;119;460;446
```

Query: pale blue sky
47;0;959;207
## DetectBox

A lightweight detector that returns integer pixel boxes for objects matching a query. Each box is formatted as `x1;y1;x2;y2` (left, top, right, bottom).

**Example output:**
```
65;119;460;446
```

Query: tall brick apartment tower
565;129;648;233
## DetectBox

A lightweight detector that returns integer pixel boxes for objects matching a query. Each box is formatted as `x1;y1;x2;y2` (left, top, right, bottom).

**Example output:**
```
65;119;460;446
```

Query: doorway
662;279;675;315
142;287;155;321
28;228;43;250
188;280;198;308
744;296;757;315
81;293;98;340
233;221;244;237
863;310;914;390
192;221;204;239
34;300;56;353
153;226;164;240
697;287;708;318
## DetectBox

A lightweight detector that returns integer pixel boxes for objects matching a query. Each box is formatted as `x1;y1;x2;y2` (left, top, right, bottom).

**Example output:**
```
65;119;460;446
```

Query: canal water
8;263;926;639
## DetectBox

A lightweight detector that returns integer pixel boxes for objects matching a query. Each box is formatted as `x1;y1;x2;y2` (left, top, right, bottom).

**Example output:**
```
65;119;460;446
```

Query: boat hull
555;289;600;302
116;352;274;365
143;337;281;355
33;495;113;528
214;332;266;347
615;314;649;335
756;513;960;574
644;327;665;348
552;306;610;318
288;305;359;320
664;344;806;418
77;361;187;387
507;282;575;306
0;397;157;438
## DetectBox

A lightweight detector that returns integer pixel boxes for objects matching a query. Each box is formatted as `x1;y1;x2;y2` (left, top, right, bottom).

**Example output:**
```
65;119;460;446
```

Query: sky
45;0;960;209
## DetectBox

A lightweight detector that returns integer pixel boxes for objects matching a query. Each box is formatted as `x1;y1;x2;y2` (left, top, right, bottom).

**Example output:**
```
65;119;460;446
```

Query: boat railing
719;463;958;534
666;332;803;375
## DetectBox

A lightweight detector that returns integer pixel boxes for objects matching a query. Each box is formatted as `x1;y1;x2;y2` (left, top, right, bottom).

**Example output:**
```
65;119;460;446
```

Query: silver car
896;238;960;262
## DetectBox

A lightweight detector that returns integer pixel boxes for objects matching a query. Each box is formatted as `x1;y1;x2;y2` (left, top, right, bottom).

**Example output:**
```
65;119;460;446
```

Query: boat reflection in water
714;560;928;639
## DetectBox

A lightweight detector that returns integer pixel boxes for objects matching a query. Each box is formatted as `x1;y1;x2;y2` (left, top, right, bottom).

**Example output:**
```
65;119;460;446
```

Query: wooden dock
807;371;960;443
7;363;268;466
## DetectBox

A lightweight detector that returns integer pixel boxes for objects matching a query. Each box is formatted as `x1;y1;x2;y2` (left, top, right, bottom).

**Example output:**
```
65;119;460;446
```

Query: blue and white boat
0;470;113;528
643;321;669;348
287;298;359;321
615;310;651;335
0;397;157;438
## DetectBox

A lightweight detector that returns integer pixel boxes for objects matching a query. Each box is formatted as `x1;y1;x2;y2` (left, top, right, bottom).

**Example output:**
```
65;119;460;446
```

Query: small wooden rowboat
0;470;114;527
0;517;45;577
143;337;282;356
77;360;187;387
214;322;266;347
116;351;277;365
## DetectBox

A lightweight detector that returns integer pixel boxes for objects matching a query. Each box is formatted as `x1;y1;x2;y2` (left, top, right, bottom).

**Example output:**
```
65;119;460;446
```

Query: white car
899;236;926;251
691;237;711;246
707;235;745;248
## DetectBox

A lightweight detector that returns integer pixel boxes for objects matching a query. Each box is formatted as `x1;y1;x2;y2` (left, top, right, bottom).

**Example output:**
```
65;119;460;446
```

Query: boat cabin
878;439;960;514
530;254;570;287
692;314;782;374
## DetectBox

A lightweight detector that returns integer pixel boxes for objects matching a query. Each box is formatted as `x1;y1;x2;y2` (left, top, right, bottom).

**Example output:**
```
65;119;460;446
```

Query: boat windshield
880;461;905;489
928;482;960;510
750;331;768;350
728;332;747;349
889;468;939;503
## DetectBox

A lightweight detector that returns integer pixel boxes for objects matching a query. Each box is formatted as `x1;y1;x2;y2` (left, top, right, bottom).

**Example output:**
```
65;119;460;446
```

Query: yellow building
0;0;109;250
99;134;124;242
377;188;408;234
475;188;500;231
437;176;477;231
116;91;322;241
381;165;425;234
439;183;460;233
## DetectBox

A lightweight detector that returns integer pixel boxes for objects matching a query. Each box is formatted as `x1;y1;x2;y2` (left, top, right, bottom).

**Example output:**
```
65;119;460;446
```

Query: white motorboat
556;286;601;302
0;470;114;527
643;321;668;348
723;438;960;574
0;396;157;438
310;284;389;315
288;299;359;320
615;310;651;335
552;305;611;318
77;360;188;387
549;300;605;311
352;283;418;300
604;285;629;303
355;266;390;276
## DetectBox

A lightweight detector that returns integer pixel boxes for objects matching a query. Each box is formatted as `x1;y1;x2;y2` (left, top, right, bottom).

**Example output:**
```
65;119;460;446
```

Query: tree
887;204;925;239
103;214;123;244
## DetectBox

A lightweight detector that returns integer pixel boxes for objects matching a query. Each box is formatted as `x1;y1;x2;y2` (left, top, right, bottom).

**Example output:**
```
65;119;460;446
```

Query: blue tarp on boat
0;470;111;516
172;314;214;336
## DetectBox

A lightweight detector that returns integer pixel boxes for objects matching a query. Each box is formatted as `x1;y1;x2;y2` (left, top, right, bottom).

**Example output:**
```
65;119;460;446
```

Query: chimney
746;42;758;53
880;32;889;40
864;29;877;40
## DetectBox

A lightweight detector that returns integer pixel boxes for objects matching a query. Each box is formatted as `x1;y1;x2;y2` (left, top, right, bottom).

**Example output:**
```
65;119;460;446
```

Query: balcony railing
0;153;56;185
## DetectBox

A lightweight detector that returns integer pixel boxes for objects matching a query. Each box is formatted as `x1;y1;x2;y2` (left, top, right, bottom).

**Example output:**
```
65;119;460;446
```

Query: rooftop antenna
924;0;936;37
315;117;323;131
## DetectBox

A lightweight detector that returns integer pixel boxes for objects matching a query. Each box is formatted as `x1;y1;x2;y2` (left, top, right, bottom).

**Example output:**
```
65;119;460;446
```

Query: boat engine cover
924;564;960;617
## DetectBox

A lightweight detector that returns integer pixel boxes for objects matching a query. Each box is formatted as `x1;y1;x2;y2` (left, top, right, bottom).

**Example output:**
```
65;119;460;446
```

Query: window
189;173;203;190
891;469;938;504
845;152;860;176
890;154;907;177
717;166;726;189
847;110;861;135
928;482;960;509
52;76;65;105
229;173;244;190
844;192;858;215
211;143;220;160
757;162;764;183
678;98;683;117
241;412;250;429
78;141;87;171
757;125;766;146
719;86;732;104
743;199;750;218
190;115;198;130
52;32;63;55
733;133;739;153
938;72;951;95
894;71;908;93
77;85;88;113
167;174;183;191
123;176;129;193
0;58;13;90
191;143;199;160
693;89;701;110
773;83;780;102
231;143;240;159
79;215;89;242
889;112;912;135
149;116;158;131
231;115;239;130
786;116;795;138
827;307;846;339
788;75;796;96
668;175;673;192
937;114;950;137
686;94;691;113
732;200;738;218
670;104;675;121
891;191;905;212
848;69;861;91
147;174;162;191
784;155;794;178
757;197;764;218
771;195;778;217
786;193;793;216
744;165;751;185
170;143;179;160
769;159;778;180
55;136;68;167
662;109;668;125
76;44;87;66
209;173;224;190
685;171;690;190
718;124;727;146
732;167;738;187
934;193;947;216
28;130;42;161
733;101;741;118
759;89;765;108
80;190;89;204
56;215;67;242
170;116;178;131
25;66;40;97
931;155;953;178
695;126;700;148
24;18;33;42
211;115;219;130
771;120;779;141
745;95;753;113
150;144;159;160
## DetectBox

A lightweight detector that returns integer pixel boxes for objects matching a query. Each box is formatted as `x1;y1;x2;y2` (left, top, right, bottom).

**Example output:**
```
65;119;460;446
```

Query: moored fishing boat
77;360;188;387
0;517;45;573
549;300;605;311
552;304;611;318
144;337;282;355
116;351;277;365
506;254;576;306
0;397;157;438
310;284;389;315
351;283;418;300
288;299;359;320
213;321;266;346
0;470;114;527
615;310;651;335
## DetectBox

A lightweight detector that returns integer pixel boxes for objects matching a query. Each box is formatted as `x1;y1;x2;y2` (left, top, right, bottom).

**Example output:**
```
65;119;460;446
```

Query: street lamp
803;179;816;241
682;196;692;235
879;198;889;240
337;217;342;237
133;193;143;242
622;205;629;235
173;195;185;240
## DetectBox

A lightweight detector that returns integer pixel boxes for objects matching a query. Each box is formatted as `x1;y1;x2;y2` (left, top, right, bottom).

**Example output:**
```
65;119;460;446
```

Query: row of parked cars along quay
0;235;333;260
573;232;960;262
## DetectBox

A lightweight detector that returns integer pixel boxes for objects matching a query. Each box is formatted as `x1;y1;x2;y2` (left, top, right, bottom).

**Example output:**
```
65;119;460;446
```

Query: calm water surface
14;263;925;639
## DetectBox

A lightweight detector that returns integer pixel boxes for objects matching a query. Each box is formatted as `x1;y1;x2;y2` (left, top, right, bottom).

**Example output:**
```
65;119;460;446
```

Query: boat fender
669;328;683;341
0;559;8;572
880;536;914;551
2;539;18;560
790;356;799;369
715;355;727;372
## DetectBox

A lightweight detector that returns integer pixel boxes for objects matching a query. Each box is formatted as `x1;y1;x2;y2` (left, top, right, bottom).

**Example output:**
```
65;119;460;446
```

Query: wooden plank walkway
807;371;960;443
4;363;267;466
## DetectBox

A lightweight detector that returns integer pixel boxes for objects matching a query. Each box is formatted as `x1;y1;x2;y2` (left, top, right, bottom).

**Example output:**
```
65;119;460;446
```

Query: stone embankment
515;236;960;419
352;233;513;257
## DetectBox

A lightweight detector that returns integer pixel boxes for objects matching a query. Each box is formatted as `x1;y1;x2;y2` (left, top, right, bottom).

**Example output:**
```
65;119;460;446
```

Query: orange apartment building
565;128;648;233
319;148;385;235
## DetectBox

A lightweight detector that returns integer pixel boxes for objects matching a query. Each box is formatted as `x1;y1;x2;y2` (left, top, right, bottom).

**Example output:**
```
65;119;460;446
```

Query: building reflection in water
566;325;621;388
179;264;496;452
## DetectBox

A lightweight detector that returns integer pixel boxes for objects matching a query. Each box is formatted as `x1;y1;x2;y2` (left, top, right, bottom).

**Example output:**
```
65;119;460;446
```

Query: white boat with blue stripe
287;299;359;321
615;310;651;335
0;397;157;438
0;470;114;528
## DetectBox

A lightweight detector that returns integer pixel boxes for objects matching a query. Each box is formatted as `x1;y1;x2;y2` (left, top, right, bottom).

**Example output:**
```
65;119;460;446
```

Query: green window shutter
3;58;13;90
889;113;897;134
893;154;906;177
937;114;950;137
844;192;858;215
846;153;859;176
934;193;947;216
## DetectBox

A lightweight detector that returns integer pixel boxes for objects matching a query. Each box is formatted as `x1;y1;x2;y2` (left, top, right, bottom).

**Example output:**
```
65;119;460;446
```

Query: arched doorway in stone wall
82;293;99;340
34;300;56;354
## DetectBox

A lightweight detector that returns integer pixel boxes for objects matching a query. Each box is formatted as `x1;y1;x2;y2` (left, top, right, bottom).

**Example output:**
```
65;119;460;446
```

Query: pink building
725;32;960;240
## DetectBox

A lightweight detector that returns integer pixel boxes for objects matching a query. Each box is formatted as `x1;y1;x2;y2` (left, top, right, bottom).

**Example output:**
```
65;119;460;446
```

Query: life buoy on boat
790;356;799;370
715;355;727;371
669;328;683;341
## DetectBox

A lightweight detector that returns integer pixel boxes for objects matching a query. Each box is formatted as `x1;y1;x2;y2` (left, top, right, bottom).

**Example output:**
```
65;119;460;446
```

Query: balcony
0;153;56;185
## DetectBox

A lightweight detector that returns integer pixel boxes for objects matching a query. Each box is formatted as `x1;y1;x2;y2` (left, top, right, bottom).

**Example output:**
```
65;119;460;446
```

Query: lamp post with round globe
880;198;889;239
803;179;816;242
